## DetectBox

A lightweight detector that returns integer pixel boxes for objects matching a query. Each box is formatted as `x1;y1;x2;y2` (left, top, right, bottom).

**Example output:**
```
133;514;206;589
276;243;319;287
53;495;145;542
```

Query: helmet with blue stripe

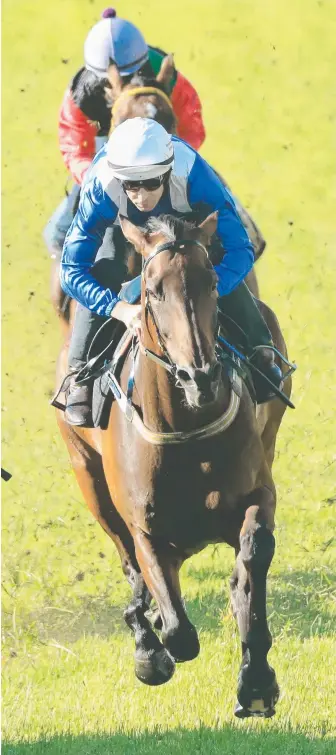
84;12;148;78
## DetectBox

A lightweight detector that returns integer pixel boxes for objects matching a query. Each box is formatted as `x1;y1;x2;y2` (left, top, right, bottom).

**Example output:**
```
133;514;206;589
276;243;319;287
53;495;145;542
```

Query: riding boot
218;282;283;403
64;370;95;427
65;249;128;427
65;304;107;427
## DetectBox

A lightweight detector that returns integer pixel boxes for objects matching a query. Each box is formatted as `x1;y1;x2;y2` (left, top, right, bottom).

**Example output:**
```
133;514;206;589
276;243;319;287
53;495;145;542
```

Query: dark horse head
106;55;176;133
120;213;223;409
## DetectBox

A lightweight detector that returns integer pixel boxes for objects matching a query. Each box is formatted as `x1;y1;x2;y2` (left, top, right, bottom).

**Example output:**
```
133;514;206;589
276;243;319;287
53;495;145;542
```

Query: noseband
140;239;210;381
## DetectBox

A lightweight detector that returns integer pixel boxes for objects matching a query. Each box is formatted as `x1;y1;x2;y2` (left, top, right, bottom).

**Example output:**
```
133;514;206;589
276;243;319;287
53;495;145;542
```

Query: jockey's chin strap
111;86;173;130
140;239;209;382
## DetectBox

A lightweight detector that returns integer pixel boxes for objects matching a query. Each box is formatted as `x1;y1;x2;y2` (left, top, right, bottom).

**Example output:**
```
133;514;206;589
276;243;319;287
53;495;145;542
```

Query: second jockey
44;8;205;274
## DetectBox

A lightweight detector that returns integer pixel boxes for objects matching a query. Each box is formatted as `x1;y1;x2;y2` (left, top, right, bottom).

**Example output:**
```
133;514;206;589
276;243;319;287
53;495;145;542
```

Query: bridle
140;239;210;383
106;237;242;444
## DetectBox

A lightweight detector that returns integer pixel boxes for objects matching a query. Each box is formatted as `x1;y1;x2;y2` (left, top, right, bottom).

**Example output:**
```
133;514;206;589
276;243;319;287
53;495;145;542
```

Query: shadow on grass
5;564;334;649
185;564;336;639
3;726;334;755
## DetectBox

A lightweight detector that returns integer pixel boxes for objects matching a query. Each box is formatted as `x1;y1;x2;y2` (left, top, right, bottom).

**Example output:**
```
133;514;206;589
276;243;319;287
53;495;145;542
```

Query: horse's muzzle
176;360;222;408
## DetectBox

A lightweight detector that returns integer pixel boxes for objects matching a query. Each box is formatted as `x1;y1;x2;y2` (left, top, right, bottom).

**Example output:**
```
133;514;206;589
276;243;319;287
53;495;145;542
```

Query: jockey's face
125;184;165;212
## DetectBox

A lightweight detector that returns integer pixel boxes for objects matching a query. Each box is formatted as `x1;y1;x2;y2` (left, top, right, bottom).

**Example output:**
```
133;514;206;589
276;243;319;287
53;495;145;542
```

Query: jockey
61;117;283;426
43;8;205;268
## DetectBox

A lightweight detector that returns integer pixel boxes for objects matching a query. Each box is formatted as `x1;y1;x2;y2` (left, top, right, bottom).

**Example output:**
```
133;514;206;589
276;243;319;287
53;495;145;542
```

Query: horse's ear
119;215;146;253
106;63;124;96
156;54;175;88
198;212;218;244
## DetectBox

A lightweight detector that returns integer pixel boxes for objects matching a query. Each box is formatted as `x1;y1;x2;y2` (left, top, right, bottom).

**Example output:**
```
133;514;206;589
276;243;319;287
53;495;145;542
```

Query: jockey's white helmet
84;12;148;78
107;118;174;181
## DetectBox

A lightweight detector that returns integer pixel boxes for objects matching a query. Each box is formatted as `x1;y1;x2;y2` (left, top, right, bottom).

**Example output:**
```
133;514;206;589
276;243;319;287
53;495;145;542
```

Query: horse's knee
240;526;275;572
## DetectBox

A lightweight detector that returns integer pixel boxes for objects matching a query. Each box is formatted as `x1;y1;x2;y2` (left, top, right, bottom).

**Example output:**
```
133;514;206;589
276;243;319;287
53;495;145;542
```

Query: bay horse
56;211;291;718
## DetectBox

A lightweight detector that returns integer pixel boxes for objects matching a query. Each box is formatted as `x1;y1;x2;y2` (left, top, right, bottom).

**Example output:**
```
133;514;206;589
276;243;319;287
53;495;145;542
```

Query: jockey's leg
218;282;283;403
65;228;128;426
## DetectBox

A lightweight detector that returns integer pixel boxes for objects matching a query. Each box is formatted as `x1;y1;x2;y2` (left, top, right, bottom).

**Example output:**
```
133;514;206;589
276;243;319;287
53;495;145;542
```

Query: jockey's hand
112;301;142;336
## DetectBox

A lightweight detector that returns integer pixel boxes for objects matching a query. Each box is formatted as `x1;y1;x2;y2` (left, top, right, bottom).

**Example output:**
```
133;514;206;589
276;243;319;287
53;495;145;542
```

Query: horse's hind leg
133;532;200;664
230;488;279;718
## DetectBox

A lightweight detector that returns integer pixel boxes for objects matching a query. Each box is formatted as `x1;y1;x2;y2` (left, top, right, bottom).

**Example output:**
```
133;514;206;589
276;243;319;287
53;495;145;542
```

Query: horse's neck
137;348;230;435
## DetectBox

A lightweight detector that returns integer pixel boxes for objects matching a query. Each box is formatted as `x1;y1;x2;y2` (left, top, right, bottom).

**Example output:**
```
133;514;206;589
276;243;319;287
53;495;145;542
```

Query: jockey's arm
59;88;98;184
60;179;121;316
187;156;255;295
171;72;206;151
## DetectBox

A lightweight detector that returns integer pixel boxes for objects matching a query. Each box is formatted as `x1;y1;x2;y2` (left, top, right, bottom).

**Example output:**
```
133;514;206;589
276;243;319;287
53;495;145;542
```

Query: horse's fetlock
246;627;272;655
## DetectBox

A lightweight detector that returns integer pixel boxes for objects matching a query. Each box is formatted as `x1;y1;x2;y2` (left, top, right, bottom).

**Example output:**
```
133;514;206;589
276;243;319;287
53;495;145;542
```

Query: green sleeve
148;46;178;93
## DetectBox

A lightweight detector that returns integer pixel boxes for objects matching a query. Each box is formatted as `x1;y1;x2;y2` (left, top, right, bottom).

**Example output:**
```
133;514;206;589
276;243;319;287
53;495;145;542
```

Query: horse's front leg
124;570;175;686
230;491;279;718
133;531;200;665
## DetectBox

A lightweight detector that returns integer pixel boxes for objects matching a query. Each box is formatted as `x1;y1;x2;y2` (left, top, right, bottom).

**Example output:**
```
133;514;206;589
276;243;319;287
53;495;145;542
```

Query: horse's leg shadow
230;491;280;718
134;532;200;666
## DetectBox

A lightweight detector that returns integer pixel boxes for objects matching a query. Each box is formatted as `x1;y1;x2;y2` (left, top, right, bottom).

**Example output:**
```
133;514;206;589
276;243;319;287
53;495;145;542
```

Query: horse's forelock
145;216;195;243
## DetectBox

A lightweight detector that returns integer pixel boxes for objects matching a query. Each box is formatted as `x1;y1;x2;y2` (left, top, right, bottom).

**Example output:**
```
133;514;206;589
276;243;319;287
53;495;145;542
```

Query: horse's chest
135;455;255;540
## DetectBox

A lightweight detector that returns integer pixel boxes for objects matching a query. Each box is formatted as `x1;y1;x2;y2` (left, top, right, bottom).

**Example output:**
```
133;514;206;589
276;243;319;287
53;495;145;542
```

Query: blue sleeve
188;155;255;295
60;178;120;316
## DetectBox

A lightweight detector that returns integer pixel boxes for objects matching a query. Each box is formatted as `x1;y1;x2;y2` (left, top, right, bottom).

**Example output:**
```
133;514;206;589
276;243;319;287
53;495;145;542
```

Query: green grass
2;0;336;752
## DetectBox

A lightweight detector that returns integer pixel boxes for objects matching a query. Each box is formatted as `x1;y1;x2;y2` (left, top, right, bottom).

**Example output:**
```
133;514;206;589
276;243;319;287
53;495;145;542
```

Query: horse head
107;56;176;134
120;213;223;409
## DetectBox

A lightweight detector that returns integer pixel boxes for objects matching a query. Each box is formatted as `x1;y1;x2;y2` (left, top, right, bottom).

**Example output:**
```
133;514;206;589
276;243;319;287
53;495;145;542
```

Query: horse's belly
133;478;249;548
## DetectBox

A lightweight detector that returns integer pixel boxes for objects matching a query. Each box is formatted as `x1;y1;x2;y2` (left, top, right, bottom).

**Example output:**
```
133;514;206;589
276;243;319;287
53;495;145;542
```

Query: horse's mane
145;215;196;243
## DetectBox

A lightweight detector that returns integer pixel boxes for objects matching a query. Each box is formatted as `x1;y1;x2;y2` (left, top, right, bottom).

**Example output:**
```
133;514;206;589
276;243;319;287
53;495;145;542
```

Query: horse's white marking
145;103;158;119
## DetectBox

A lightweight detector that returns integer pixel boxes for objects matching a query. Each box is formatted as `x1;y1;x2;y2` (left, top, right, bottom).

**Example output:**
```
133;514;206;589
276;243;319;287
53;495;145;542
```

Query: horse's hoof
234;700;276;718
135;648;175;686
236;667;279;718
163;622;200;663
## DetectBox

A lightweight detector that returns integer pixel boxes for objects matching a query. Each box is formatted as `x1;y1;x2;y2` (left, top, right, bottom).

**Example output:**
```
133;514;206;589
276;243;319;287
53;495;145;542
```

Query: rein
111;86;173;129
106;239;242;444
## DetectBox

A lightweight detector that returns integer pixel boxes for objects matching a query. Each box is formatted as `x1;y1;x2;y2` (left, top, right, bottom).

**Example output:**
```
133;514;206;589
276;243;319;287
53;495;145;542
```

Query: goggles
120;174;167;192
